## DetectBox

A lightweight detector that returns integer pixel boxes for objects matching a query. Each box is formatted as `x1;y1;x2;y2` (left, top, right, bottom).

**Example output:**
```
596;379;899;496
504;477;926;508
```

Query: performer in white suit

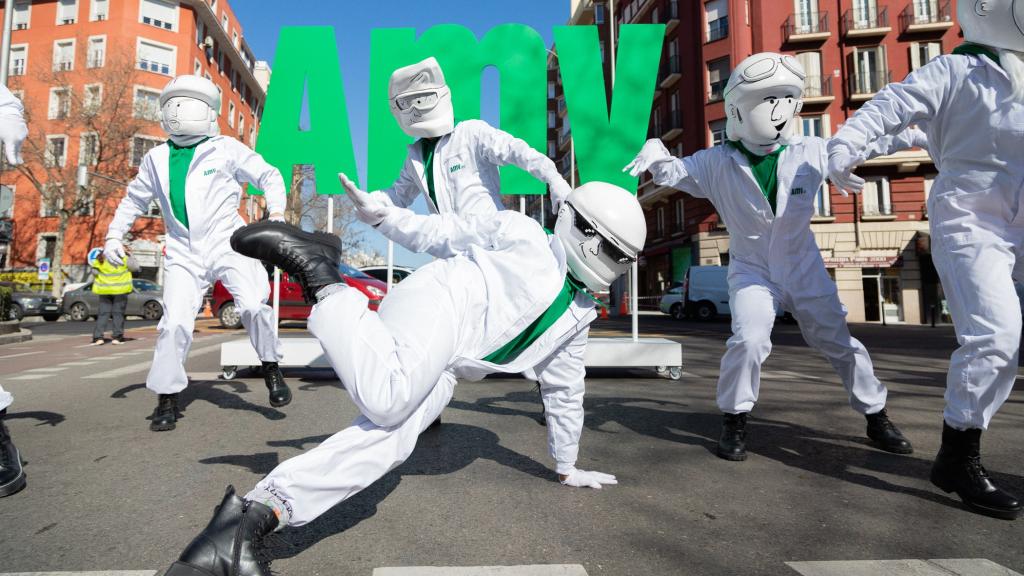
827;1;1023;520
105;75;290;432
626;53;922;462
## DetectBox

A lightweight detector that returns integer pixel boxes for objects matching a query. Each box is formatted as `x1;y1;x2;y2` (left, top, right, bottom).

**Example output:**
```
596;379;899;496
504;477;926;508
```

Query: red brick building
0;0;267;287
551;0;958;323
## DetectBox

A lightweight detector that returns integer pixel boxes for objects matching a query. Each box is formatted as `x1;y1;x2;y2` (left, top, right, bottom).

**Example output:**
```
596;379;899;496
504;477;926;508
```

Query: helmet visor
395;90;440;112
573;209;636;265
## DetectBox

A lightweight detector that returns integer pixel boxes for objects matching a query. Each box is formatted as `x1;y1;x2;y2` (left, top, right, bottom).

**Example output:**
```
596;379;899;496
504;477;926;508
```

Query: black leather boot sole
0;416;26;498
263;362;291;408
230;221;343;301
931;468;1023;520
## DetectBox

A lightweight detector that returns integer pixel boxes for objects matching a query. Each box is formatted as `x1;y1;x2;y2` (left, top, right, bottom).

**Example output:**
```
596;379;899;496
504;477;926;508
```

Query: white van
659;265;731;321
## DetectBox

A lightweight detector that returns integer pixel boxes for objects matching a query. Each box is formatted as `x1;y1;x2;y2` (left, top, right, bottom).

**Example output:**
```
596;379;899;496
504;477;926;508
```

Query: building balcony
707;16;728;43
660;0;680;34
842;6;891;38
557;96;567;118
782;11;830;43
558;128;572;152
899;1;954;34
661;110;682;141
659;55;681;89
848;70;892;101
708;80;726;103
802;75;835;105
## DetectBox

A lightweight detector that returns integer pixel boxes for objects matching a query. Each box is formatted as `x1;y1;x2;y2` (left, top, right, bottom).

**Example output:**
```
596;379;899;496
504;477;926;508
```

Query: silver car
63;279;164;321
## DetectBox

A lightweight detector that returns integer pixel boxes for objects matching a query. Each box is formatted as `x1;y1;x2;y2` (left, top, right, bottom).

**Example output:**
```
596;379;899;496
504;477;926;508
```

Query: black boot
230;222;343;302
0;410;26;497
163;485;278;576
865;408;914;454
262;362;291;408
930;423;1022;520
150;393;179;432
717;412;748;461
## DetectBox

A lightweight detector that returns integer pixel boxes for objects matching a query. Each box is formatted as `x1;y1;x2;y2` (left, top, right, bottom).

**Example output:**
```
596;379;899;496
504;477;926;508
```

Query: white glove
623;138;673;178
827;146;866;197
549;178;572;213
268;212;285;222
338;172;388;226
0;113;28;165
104;238;126;267
559;467;618;490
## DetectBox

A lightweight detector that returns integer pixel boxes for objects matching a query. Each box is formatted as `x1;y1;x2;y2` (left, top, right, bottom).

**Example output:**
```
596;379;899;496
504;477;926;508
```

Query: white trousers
147;252;281;395
0;384;11;411
252;266;470;526
931;197;1024;430
716;281;887;415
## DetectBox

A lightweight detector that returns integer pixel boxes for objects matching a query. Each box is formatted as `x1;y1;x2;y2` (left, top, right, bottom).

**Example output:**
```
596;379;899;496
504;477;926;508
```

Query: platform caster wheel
667;367;682;380
221;366;238;380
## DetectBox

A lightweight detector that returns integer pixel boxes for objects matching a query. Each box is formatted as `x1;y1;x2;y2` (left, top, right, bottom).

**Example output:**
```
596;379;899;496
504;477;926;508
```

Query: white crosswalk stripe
81;343;221;380
374;568;588;576
6;374;50;381
1;572;156;576
787;558;1023;576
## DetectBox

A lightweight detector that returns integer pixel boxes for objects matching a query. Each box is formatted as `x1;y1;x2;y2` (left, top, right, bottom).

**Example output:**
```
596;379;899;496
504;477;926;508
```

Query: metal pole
1;0;14;86
386;239;394;291
326;196;334;234
272;268;281;336
520;196;526;215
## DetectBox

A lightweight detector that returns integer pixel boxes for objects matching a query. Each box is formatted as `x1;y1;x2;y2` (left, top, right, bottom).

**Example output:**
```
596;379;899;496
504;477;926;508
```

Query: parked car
659;266;731;321
359;265;415;285
212;262;389;329
0;281;63;321
63;279;164;321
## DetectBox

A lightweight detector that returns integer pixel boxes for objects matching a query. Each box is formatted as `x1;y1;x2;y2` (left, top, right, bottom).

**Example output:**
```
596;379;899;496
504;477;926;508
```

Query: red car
212;262;387;329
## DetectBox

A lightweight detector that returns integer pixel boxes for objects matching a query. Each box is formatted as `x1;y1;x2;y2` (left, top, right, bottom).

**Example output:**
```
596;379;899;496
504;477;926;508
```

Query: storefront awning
822;254;903;268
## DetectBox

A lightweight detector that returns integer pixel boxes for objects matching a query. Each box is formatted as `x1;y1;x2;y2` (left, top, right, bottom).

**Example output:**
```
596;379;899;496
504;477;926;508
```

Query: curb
0;329;33;346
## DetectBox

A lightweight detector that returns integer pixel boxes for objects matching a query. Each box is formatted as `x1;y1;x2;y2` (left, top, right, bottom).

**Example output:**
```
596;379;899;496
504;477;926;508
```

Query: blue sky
232;0;570;267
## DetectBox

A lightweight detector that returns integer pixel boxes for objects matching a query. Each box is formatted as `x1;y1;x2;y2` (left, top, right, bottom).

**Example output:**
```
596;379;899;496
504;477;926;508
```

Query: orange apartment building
551;0;958;324
0;0;268;286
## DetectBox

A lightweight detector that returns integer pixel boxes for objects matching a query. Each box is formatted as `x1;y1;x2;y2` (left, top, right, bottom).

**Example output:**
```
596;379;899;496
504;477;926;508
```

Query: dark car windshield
338;263;372;279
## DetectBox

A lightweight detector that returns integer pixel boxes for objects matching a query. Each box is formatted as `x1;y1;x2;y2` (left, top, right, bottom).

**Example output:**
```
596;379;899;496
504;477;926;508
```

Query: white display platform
219;336;683;380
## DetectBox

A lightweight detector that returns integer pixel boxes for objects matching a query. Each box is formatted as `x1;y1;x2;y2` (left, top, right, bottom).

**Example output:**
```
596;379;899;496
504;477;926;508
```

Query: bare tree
284;164;374;259
13;46;159;294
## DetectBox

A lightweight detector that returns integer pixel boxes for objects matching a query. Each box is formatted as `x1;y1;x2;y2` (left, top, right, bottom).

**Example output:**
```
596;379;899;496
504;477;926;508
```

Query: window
137;38;176;76
53;39;75;71
215;86;223;114
221;13;229;30
249;127;256;148
132;136;162;166
861;177;892;216
146;201;162;217
48;88;71;120
910;42;941;70
134;87;162;121
87;36;106;68
852;46;887;94
0;185;14;219
196;19;207;47
656;206;665;237
83;84;102;113
667;92;680;131
674;198;685;232
548;111;557;129
794;0;820;33
709;119;727;146
140;0;178;31
796;51;823;96
547;81;556;99
705;0;728;42
547;140;556;157
46;136;68;167
56;0;78;25
79;132;99;165
41;186;64;218
800;114;827;137
238;114;245;137
923;174;935;204
707;57;730;102
852;0;879;28
813;184;831;217
595;3;605;24
90;0;108;21
913;0;939;23
232;30;239;49
12;1;30;30
194;58;203;76
38;234;58;261
10;45;27;76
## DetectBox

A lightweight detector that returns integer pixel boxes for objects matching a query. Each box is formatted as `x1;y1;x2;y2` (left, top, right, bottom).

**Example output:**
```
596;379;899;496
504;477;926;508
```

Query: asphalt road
0;315;1021;575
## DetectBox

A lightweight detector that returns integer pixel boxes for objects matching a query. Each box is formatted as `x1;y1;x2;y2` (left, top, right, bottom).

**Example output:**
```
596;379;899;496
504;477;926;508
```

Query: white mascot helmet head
724;52;805;154
160;75;220;145
554;182;647;293
958;0;1024;52
389;57;455;139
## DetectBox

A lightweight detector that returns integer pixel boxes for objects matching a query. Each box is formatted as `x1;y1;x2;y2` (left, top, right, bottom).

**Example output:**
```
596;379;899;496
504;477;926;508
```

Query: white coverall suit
830;53;1024;430
251;208;598;526
648;134;923;414
107;136;286;394
0;84;27;412
375;119;566;217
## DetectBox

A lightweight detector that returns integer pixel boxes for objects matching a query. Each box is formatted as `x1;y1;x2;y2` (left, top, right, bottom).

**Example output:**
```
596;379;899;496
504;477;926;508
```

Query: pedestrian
104;75;291;432
0;82;29;498
826;1;1023;520
159;181;645;576
625;52;923;463
89;251;133;345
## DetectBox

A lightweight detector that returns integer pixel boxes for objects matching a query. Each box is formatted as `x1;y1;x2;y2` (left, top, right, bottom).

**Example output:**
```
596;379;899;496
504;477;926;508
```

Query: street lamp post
1;0;14;86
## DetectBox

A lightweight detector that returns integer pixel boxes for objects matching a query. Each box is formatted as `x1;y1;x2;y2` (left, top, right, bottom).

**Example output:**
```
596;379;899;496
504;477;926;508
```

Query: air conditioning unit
97;13;107;21
61;18;76;25
14;23;27;30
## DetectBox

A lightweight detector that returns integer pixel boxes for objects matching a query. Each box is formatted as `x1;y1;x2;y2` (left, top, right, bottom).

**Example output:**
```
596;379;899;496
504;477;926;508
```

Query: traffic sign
87;247;103;265
38;258;51;281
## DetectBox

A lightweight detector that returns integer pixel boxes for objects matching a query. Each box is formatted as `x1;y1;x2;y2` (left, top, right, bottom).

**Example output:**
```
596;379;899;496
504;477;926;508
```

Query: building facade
550;0;958;324
0;0;268;287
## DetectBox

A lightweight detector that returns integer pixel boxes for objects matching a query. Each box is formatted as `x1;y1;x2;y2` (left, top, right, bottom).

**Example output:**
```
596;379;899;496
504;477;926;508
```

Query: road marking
0;351;44;360
762;370;821;381
24;367;68;373
81;342;222;380
58;361;100;367
6;374;51;381
0;572;157;575
374;567;588;576
786;558;1022;576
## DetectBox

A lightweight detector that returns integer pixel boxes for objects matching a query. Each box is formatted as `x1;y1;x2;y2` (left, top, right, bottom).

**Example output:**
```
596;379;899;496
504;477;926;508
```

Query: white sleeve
227;138;287;215
375;205;506;259
471;120;566;189
377;155;421;209
648;148;712;200
830;56;952;158
106;155;157;241
534;326;589;475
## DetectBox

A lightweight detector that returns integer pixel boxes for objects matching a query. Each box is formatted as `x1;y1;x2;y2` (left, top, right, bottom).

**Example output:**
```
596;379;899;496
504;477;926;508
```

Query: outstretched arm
471;120;573;210
226;138;286;219
624;139;711;199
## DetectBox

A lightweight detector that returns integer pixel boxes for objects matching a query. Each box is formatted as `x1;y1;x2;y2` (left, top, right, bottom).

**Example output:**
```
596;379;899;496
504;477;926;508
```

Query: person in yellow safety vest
90;252;133;346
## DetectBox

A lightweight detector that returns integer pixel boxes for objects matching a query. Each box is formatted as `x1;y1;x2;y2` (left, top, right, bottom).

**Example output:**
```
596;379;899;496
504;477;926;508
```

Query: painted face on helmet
738;89;802;146
388;58;455;139
958;0;1024;52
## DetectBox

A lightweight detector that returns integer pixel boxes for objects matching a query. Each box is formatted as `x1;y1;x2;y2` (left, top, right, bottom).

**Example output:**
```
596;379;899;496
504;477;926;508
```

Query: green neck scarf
420;138;439;211
728;140;787;214
166;137;210;229
483;274;581;365
952;43;999;64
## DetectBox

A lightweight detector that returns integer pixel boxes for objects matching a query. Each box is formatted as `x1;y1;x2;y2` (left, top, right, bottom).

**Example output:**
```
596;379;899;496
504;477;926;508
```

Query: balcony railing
848;70;892;98
87;52;105;68
661;0;678;22
899;1;953;33
708;79;727;103
662;109;682;139
660;55;681;88
142;16;174;30
139;59;171;75
556;96;567;117
10;63;25;76
53;60;73;72
803;75;833;99
707;16;728;42
843;6;890;36
558;127;572;150
782;11;829;42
